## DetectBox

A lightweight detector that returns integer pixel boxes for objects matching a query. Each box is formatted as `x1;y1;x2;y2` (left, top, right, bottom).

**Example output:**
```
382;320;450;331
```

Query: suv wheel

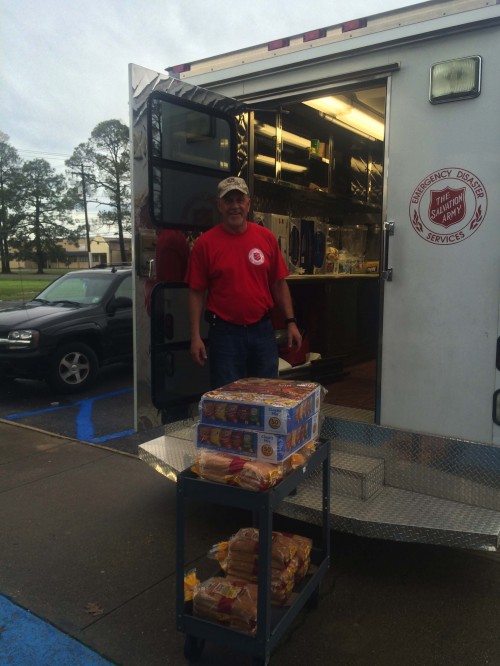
47;342;99;393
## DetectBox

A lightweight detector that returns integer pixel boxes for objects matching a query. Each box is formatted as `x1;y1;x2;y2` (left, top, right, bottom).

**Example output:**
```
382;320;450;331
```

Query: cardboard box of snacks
199;377;323;435
196;412;319;463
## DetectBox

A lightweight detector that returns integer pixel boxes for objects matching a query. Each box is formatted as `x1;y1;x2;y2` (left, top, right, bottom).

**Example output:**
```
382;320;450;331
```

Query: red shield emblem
428;187;466;228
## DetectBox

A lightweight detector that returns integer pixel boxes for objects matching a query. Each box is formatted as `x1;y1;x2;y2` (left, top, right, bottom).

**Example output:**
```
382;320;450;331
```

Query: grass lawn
0;270;67;302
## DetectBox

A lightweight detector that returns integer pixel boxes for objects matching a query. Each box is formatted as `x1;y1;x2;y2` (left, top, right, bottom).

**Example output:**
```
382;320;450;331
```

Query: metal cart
176;438;331;665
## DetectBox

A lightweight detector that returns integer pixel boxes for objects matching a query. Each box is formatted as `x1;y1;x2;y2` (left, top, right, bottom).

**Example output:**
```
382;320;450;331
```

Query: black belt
205;310;270;328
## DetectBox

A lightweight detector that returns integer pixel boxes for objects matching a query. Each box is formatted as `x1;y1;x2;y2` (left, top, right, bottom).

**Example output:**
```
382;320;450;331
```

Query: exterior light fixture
429;56;481;104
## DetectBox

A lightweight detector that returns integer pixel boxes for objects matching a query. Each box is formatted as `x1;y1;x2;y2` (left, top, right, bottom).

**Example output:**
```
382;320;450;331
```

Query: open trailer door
129;64;248;429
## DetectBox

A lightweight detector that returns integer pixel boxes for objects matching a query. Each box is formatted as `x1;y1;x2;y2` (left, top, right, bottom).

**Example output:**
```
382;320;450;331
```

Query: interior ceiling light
255;154;308;173
304;97;384;141
255;123;311;149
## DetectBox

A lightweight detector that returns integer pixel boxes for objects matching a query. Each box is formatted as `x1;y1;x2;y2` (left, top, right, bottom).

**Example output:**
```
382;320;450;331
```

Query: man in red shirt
185;176;302;388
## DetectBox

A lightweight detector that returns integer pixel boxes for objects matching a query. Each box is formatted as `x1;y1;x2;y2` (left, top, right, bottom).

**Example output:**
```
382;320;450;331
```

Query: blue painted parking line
0;595;115;666
4;388;135;443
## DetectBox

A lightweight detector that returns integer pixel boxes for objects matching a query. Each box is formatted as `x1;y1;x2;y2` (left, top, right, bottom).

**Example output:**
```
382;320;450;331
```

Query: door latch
384;220;395;236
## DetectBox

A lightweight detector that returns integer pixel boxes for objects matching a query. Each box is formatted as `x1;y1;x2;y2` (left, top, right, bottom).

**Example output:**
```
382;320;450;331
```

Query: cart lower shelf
181;549;327;663
175;440;331;664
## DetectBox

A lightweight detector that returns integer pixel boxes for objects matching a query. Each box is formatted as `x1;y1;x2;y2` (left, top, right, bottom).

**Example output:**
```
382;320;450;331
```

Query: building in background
5;235;131;270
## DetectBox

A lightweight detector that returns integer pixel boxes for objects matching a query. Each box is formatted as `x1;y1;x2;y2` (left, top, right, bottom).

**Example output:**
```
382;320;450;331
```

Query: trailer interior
247;83;386;424
145;81;387;425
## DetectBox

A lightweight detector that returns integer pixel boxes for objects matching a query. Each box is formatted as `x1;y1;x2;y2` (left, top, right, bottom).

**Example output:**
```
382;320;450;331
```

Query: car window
83;276;113;303
38;274;114;305
41;276;89;303
115;275;132;300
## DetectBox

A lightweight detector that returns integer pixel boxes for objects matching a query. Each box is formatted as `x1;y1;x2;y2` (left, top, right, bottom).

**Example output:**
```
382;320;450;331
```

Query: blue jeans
208;318;279;389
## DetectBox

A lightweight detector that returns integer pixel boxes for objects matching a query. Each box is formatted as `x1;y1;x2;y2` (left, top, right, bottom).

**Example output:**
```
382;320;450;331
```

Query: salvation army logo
409;167;487;245
429;186;466;228
248;248;265;265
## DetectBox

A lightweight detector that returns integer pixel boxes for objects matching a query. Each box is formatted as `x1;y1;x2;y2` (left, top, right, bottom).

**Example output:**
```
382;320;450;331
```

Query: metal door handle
382;220;394;281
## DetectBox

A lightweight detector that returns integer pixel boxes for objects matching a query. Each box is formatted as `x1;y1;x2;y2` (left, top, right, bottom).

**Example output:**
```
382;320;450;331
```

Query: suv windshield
36;273;115;306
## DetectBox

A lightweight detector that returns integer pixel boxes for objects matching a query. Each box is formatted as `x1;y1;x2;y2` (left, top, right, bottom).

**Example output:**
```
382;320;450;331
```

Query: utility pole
73;165;91;267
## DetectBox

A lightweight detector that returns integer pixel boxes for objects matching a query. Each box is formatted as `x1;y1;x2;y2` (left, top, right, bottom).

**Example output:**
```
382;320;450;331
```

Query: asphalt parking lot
0;364;162;455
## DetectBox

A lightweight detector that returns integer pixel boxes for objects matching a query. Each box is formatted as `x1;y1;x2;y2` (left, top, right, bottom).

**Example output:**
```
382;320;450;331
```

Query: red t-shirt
185;222;289;325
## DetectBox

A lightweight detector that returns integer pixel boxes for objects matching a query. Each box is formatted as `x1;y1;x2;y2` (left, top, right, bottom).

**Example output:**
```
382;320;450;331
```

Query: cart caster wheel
184;635;205;662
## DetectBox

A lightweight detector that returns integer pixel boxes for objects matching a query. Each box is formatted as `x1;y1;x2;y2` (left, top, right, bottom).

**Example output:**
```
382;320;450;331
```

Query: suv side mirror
107;296;132;313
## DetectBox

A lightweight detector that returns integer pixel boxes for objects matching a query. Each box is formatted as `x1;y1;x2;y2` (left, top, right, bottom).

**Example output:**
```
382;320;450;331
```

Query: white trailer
130;0;500;550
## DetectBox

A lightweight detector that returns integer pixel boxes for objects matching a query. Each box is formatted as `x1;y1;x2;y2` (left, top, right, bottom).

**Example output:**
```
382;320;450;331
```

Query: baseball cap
217;176;249;198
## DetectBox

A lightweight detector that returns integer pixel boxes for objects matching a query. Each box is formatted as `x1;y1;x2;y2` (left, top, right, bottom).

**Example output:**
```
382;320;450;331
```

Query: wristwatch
286;317;297;325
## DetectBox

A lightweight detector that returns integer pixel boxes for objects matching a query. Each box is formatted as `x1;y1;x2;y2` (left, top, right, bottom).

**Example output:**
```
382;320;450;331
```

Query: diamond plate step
330;451;384;500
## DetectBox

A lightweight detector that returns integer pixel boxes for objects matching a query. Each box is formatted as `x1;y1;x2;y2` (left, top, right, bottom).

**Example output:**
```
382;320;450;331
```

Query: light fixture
255;154;308;173
304;97;384;141
255;123;311;149
319;113;376;141
282;161;308;173
429;56;481;104
255;154;275;167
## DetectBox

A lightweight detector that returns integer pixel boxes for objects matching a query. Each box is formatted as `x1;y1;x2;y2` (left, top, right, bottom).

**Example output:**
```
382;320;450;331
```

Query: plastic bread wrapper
193;576;258;635
192;439;317;491
207;527;313;603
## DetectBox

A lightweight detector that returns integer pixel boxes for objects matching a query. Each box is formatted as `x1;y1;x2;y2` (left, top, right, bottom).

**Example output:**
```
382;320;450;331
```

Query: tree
66;120;131;263
0;133;22;273
12;159;82;273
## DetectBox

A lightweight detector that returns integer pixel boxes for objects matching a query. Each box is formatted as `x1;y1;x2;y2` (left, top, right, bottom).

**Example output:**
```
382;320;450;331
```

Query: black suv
0;266;133;393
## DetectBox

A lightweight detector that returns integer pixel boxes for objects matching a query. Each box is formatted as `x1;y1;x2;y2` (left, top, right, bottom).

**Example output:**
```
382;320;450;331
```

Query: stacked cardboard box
195;378;323;489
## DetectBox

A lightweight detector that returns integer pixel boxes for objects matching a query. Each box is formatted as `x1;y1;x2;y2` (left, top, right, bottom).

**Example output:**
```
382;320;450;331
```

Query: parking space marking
0;595;114;666
4;388;135;443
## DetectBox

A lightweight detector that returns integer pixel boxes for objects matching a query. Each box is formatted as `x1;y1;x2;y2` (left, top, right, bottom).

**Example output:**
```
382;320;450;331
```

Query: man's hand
191;336;208;366
287;322;302;350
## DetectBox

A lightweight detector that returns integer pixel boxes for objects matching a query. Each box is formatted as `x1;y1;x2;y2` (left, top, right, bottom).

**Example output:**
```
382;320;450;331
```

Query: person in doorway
185;176;302;389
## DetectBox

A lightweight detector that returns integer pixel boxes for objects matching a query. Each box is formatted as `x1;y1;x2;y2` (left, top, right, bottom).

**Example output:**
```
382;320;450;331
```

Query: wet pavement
0;364;162;456
1;418;500;665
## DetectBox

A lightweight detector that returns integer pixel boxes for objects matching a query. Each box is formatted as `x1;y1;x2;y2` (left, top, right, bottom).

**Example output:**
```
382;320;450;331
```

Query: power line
17;149;72;161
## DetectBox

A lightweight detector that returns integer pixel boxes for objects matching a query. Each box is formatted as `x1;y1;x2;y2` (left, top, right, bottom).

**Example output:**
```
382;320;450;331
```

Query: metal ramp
138;406;500;552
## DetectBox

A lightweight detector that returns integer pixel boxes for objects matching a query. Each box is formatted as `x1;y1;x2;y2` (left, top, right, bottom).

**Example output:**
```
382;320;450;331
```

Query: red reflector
303;28;327;42
169;63;191;74
268;38;290;51
341;18;368;33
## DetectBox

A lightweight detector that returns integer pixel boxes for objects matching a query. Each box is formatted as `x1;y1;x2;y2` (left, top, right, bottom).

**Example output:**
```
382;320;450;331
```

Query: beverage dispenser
341;224;368;272
325;225;340;273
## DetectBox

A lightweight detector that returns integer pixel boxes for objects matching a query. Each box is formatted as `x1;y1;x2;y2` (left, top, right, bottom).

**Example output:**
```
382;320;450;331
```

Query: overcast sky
1;0;421;173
